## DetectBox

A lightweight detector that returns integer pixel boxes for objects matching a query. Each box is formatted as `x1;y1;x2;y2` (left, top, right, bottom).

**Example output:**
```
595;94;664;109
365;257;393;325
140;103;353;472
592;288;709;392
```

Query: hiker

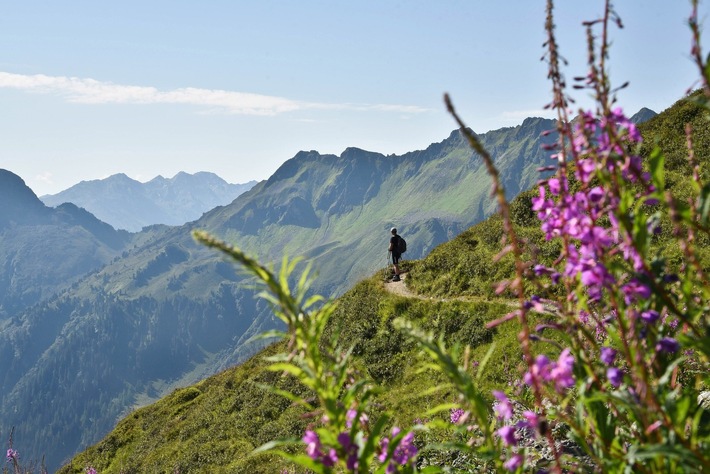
389;227;404;282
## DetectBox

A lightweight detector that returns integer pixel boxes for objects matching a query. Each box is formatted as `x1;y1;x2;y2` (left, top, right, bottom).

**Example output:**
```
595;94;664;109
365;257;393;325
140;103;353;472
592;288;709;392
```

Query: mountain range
0;108;658;470
40;172;257;232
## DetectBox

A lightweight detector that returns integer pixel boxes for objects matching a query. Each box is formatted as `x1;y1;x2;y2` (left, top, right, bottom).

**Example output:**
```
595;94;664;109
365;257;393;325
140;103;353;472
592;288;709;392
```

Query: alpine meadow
3;1;710;473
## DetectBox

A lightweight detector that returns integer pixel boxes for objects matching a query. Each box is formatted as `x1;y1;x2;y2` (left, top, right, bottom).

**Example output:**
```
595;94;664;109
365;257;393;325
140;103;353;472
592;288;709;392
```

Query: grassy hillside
58;270;543;473
56;92;710;473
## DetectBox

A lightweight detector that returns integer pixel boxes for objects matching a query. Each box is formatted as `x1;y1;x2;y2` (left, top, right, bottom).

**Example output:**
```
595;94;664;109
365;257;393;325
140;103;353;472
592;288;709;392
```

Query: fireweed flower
535;109;655;305
656;337;680;354
549;349;575;391
518;410;539;431
497;425;518;447
600;347;617;365
607;367;624;387
523;354;551;386
303;430;338;467
378;427;417;474
524;350;575;392
85;468;98;474
621;280;651;305
493;390;514;420
5;449;17;463
450;407;466;424
303;430;322;459
640;309;660;324
337;432;359;470
503;453;524;471
345;408;369;429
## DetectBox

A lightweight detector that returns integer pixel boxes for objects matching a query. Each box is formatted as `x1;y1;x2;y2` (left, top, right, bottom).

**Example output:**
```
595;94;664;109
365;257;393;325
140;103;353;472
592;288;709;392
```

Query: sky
1;1;707;196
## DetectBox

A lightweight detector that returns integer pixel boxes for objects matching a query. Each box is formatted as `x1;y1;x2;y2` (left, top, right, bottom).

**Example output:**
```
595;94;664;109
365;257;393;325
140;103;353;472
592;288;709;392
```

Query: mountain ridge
41;172;257;232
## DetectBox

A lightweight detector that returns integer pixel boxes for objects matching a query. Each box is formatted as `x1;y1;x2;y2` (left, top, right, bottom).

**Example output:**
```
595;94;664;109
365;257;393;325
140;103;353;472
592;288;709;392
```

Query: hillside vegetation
59;92;710;473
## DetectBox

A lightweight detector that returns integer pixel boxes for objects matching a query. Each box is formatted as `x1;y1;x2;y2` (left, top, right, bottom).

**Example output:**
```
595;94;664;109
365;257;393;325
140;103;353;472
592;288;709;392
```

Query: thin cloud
0;71;428;116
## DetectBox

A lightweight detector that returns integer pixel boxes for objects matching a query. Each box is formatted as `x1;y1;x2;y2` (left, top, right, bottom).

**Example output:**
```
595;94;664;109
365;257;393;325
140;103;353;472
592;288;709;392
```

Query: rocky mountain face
41;172;257;232
0;115;579;470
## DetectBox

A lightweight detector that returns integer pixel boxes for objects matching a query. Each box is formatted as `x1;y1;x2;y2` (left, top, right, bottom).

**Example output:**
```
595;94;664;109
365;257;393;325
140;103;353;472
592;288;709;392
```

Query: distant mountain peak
0;169;37;199
0;169;48;223
630;107;657;124
41;171;257;231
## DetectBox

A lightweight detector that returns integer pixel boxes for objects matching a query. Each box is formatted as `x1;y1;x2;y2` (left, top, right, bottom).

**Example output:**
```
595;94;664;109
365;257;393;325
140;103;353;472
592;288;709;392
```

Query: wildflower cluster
300;407;417;473
478;1;710;470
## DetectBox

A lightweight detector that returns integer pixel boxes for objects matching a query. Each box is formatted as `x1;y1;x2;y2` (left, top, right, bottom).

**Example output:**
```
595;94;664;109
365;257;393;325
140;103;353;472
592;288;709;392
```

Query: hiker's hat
390;227;397;234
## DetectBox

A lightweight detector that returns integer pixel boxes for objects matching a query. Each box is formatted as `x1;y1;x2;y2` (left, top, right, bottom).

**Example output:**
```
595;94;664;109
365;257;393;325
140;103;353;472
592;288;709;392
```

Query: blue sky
1;1;706;196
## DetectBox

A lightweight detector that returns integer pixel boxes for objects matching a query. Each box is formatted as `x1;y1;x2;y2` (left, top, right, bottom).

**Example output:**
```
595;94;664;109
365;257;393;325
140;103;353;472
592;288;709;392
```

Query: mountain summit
41;172;257;232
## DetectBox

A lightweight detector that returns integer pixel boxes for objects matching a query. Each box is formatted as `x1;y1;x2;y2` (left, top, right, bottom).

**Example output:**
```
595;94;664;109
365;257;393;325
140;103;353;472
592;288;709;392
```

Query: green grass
59;267;558;473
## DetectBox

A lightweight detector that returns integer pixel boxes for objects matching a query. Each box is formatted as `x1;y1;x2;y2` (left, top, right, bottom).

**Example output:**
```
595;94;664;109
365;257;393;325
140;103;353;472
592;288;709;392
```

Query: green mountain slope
0;117;565;471
0;170;133;319
55;95;706;473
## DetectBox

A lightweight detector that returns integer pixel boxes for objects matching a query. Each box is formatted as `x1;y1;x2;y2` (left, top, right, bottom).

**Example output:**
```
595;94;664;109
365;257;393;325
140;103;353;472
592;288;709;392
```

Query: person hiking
388;227;404;282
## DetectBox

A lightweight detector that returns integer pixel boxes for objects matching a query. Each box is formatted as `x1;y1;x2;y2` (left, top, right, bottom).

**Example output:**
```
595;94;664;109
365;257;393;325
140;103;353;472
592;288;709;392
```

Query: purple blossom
656;337;680;354
346;408;357;428
607;367;623;387
6;449;17;463
393;431;417;464
621;280;651;305
497;425;518;446
533;108;657;306
518;410;539;431
640;310;660;324
85;468;98;474
549;349;575;391
303;430;322;459
338;432;359;470
345;408;367;429
493;390;514;420
600;347;617;366
533;264;550;276
450;408;466;424
378;427;417;473
503;453;524;471
525;350;575;391
322;449;338;468
523;354;551;386
303;430;338;467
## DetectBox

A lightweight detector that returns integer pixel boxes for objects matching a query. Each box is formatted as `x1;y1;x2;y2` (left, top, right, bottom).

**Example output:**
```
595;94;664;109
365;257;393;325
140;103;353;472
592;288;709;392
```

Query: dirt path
383;273;553;314
382;273;424;299
383;273;478;303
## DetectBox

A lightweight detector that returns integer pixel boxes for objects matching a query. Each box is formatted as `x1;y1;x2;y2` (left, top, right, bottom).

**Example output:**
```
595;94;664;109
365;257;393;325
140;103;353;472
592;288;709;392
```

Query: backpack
397;235;407;254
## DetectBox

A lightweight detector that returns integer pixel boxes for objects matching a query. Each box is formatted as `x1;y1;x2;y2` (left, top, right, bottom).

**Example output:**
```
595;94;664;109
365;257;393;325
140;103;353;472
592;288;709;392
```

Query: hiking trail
383;272;554;313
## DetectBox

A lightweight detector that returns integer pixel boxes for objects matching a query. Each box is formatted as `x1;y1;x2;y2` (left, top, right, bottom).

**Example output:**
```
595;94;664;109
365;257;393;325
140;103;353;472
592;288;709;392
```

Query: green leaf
361;413;390;466
699;182;710;226
476;342;496;381
648;146;665;190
